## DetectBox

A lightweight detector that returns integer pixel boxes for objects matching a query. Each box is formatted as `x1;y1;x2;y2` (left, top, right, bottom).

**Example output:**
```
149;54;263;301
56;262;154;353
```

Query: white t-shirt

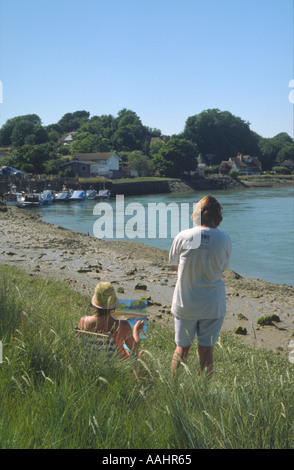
169;226;232;320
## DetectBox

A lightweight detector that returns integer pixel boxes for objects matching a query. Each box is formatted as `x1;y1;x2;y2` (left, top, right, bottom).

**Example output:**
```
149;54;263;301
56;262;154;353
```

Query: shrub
271;166;291;175
229;168;239;179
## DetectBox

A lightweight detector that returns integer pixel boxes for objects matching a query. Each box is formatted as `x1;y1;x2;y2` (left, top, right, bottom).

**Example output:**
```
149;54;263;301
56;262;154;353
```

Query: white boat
97;189;111;200
17;193;41;208
40;190;54;205
55;190;72;202
3;191;24;206
86;189;97;199
70;190;86;201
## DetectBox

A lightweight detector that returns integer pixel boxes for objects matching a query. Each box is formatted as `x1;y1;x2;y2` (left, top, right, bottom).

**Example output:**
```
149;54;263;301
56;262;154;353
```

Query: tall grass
0;265;293;449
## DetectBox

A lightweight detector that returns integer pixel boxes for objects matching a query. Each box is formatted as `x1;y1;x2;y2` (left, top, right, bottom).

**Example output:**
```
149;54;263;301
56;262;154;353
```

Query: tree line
0;108;293;177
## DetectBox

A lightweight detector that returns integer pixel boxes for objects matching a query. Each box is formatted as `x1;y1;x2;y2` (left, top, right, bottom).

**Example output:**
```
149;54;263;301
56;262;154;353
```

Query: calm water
31;186;294;287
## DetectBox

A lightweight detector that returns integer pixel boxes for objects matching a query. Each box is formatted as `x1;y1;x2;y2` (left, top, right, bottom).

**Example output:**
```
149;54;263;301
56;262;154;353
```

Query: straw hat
91;282;119;310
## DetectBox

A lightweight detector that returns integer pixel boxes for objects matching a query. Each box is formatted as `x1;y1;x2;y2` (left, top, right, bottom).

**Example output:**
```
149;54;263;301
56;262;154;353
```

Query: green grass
240;174;294;182
77;176;178;184
0;265;293;449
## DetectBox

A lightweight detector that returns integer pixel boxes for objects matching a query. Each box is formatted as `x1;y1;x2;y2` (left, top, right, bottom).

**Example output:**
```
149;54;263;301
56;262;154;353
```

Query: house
119;166;138;178
60;152;121;179
150;137;164;144
63;132;77;146
220;154;262;175
280;159;294;170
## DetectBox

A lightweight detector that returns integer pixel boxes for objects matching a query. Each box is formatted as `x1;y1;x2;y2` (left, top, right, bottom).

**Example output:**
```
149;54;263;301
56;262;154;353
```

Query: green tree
0;114;43;146
272;166;291;174
11;120;48;147
0;120;15;145
11;120;35;147
183;109;260;162
43;157;67;175
12;143;56;174
149;140;164;157
258;133;294;170
58;111;90;133
90;114;118;139
127;151;154;176
152;138;198;177
276;143;294;163
70;134;113;154
112;109;146;151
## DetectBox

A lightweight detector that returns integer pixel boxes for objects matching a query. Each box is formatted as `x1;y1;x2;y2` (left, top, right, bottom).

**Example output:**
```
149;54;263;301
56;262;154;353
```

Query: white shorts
174;316;225;347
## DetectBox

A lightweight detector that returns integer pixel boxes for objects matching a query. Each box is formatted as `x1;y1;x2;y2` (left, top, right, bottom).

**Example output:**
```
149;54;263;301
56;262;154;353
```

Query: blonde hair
192;195;223;228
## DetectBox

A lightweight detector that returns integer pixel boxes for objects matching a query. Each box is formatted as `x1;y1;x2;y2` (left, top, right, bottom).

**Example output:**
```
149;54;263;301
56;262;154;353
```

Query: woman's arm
115;320;144;357
129;320;144;353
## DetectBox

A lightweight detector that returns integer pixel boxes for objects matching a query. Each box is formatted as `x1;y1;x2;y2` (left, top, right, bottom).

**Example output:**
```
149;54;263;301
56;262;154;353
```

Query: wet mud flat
0;205;293;357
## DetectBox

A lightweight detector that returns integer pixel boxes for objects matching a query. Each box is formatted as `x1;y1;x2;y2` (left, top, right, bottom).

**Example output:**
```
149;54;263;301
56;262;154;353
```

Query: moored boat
86;189;97;199
97;189;111;200
40;190;54;205
17;193;41;208
70;190;86;201
3;191;24;206
55;189;72;202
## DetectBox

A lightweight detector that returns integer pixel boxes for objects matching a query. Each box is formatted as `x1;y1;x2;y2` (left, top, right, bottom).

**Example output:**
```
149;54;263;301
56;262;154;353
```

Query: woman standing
169;195;232;377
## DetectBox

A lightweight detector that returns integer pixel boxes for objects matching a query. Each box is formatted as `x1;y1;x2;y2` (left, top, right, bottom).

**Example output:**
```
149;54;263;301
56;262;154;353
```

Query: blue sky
0;0;293;138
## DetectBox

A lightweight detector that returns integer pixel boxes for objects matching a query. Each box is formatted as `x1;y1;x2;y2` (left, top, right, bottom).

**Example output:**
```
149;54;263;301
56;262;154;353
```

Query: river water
31;186;294;287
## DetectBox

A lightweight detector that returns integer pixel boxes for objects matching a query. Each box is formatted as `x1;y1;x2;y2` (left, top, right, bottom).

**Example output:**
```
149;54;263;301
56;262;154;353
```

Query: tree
152;138;198;177
90;114;118;139
0;114;43;146
43;157;67;175
112;109;146;151
276;143;294;163
11;120;35;147
149;139;164;157
12;143;56;174
70;134;112;154
183;109;260;162
127;151;154;176
272;166;291;174
258;132;294;170
58;111;90;133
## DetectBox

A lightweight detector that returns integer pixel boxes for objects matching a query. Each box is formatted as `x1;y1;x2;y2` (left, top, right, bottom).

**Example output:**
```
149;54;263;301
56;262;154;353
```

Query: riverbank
1;174;292;199
0;204;293;357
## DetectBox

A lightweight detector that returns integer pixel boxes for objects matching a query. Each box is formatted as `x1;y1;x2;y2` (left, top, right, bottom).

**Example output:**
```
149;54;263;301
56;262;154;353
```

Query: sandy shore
0;204;293;357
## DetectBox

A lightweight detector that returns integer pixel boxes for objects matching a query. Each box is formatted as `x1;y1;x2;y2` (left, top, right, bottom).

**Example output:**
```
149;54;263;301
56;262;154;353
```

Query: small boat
17;193;41;208
40;190;54;205
3;191;24;206
70;190;86;201
55;190;72;202
97;189;111;200
86;189;97;200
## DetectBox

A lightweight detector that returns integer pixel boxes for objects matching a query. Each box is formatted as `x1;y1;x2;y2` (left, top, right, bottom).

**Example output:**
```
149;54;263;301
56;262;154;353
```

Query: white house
63;132;77;146
61;152;121;179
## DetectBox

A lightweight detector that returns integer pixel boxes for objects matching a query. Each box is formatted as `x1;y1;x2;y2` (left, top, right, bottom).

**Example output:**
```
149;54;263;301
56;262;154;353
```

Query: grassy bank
0;265;293;449
240;174;294;184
